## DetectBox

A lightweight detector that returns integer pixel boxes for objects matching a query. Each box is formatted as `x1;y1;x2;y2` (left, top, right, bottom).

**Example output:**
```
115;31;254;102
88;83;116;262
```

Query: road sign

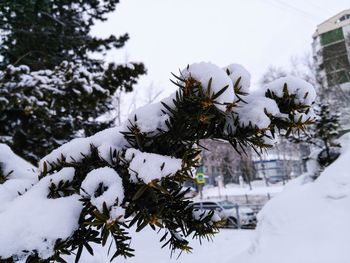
196;166;205;184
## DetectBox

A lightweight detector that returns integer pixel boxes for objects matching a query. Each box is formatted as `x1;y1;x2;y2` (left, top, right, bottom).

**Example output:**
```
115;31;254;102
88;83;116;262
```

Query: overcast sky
92;0;349;106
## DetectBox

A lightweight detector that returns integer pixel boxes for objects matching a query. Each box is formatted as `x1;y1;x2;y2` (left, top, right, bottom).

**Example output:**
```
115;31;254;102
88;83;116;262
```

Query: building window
320;28;344;45
338;14;350;23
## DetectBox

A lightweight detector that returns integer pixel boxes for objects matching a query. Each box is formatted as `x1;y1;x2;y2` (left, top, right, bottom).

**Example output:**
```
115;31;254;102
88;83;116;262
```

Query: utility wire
304;1;330;16
265;0;322;23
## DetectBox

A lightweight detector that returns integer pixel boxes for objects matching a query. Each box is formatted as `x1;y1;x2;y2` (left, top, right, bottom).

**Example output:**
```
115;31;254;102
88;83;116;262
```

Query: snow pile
0;168;82;260
125;149;182;183
0;144;37;211
81;167;125;220
233;133;350;263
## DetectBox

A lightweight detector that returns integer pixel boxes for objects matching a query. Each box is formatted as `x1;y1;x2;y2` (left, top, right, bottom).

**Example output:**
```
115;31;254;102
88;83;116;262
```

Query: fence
202;192;277;206
192;202;263;229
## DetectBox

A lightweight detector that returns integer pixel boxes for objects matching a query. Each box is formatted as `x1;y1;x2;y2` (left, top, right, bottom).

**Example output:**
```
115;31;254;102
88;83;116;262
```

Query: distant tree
260;66;287;86
200;140;255;187
0;1;146;163
293;103;341;169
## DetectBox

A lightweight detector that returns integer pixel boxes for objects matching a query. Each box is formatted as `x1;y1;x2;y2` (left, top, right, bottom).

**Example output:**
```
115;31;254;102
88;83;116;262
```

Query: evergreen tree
0;1;146;163
0;62;316;262
0;62;145;163
0;0;126;71
293;103;341;168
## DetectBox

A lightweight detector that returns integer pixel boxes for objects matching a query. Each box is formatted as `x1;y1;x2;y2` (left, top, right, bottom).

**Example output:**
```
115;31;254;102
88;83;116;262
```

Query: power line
305;1;330;15
265;0;322;23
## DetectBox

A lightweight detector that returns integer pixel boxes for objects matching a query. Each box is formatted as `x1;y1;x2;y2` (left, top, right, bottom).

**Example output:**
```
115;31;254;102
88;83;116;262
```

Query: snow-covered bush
0;62;316;262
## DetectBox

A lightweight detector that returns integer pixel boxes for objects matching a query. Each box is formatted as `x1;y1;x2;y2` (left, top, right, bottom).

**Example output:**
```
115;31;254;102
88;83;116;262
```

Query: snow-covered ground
231;133;350;263
77;228;253;263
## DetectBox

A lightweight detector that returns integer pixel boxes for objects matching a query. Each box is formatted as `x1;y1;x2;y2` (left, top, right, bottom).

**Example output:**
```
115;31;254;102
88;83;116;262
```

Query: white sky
92;0;349;107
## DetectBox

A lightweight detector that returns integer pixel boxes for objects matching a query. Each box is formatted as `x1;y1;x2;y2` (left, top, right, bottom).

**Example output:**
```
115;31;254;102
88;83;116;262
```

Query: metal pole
235;204;241;229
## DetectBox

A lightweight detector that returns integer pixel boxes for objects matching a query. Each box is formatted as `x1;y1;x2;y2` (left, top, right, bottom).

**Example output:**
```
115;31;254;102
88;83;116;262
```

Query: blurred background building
312;9;350;128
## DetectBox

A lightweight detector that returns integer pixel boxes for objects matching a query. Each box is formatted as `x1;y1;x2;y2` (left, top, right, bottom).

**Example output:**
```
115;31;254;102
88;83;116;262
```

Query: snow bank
125;149;182;183
0;168;82;260
233;133;350;263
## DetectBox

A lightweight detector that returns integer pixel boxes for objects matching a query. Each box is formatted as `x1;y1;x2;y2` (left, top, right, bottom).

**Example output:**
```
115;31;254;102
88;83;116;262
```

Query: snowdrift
233;133;350;263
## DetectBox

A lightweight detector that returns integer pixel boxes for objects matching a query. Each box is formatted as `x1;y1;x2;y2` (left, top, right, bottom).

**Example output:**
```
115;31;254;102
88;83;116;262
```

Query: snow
233;133;350;263
263;76;316;106
293;107;316;122
181;62;234;111
223;63;251;94
160;91;177;110
2;62;108;97
0;144;37;180
126;102;170;134
0;168;82;260
81;167;125;220
234;95;281;129
0;144;38;211
125;148;182;183
39;127;128;171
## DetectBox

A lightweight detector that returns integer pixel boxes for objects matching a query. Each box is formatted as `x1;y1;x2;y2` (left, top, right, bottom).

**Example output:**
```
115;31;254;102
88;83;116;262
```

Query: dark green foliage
0;62;145;163
265;83;315;137
0;1;146;163
14;144;217;263
0;0;123;71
